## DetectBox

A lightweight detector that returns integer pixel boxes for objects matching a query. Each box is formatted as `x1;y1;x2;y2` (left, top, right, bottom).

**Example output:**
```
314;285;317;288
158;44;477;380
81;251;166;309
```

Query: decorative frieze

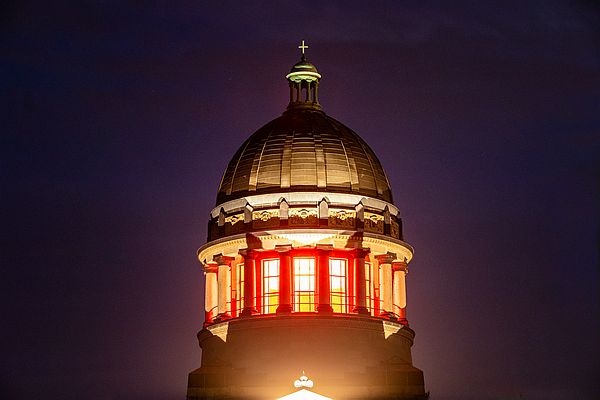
288;208;318;227
328;209;356;229
252;209;279;229
364;212;384;234
208;198;404;241
391;220;400;239
224;213;244;235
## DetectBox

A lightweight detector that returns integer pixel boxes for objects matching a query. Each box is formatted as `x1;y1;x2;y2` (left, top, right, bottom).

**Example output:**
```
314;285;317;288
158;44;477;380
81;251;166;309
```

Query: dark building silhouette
188;42;427;400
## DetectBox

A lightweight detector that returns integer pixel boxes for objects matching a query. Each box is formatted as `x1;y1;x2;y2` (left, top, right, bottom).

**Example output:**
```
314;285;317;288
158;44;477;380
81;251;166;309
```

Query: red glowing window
293;258;315;312
262;259;279;314
330;258;348;313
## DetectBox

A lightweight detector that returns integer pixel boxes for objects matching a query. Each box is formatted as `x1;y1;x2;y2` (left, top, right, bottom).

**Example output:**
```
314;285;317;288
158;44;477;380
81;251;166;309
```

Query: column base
353;306;370;315
276;304;293;314
379;311;397;321
214;313;231;322
240;308;259;317
317;304;334;313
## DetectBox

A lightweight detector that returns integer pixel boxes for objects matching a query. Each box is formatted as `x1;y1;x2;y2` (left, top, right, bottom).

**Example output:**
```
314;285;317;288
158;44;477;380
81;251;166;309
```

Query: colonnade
203;247;408;326
288;79;319;105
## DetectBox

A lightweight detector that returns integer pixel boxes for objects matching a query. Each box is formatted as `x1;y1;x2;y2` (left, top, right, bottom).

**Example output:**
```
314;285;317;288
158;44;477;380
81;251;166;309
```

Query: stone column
376;254;395;319
240;249;258;316
214;256;234;320
317;249;333;313
352;249;370;315
393;260;408;323
203;262;218;326
277;248;293;314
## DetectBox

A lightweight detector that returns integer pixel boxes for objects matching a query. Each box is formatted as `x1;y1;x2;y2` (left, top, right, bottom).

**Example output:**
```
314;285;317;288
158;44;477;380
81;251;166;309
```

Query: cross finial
298;40;309;56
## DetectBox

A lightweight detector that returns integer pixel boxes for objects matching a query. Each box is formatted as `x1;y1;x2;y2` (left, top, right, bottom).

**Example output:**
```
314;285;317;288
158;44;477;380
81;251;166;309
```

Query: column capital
239;248;258;259
375;253;396;265
274;244;293;253
349;247;370;259
203;261;218;273
213;254;235;266
392;260;408;273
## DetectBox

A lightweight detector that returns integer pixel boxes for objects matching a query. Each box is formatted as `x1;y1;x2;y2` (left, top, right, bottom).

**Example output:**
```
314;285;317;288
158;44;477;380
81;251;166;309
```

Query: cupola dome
216;43;393;205
216;111;393;204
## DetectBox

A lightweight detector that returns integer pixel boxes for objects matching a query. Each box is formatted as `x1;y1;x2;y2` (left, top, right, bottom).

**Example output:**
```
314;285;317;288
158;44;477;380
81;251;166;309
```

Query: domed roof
286;59;320;81
216;108;393;205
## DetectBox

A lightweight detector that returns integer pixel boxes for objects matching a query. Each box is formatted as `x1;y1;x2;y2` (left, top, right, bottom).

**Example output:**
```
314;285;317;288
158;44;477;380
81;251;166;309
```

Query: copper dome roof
216;108;393;205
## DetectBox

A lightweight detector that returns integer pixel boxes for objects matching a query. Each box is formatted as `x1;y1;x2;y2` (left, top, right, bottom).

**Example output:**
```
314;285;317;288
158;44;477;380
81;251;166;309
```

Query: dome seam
225;137;252;197
249;126;275;191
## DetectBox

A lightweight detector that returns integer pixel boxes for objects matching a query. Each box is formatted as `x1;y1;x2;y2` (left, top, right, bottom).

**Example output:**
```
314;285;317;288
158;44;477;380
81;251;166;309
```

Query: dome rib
355;131;385;199
216;110;393;205
249;127;274;191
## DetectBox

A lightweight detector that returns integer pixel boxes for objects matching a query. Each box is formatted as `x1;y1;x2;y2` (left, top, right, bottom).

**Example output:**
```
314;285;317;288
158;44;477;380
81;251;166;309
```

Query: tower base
187;315;426;400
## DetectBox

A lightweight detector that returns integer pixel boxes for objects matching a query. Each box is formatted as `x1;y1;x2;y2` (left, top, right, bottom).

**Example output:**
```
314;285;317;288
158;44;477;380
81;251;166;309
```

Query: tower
187;42;427;400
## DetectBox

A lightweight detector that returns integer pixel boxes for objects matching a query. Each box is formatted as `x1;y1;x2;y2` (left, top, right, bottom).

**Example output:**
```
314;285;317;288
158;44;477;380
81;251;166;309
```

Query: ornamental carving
252;210;279;229
289;208;318;227
364;212;384;234
391;220;400;239
224;213;244;235
328;209;356;229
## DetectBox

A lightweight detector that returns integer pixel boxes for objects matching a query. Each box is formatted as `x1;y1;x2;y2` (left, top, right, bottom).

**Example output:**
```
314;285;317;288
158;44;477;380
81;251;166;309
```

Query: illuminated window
330;258;347;313
262;259;279;314
235;263;244;317
365;262;372;314
294;258;315;312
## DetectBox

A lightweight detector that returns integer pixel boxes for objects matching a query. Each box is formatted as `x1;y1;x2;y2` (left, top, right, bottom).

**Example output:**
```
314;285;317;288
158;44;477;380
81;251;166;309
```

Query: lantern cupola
286;40;322;110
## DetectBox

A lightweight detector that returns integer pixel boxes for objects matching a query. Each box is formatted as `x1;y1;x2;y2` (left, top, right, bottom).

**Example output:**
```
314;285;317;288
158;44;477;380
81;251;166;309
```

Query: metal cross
298;40;309;55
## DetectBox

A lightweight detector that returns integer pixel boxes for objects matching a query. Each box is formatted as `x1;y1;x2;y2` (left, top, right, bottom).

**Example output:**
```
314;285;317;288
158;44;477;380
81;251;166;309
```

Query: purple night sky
2;1;599;399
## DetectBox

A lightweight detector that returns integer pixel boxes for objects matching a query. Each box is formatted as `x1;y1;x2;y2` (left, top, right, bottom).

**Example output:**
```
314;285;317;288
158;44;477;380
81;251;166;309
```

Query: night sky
2;1;599;399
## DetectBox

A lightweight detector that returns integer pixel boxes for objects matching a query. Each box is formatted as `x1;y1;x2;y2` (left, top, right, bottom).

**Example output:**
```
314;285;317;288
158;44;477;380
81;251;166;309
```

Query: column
203;262;218;326
277;249;292;314
217;265;230;318
240;250;258;316
352;249;370;315
214;256;234;320
317;250;333;313
393;260;408;323
376;254;394;318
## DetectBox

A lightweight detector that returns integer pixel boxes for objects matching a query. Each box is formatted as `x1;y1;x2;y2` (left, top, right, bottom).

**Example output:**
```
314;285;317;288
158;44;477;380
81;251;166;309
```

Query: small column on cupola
286;40;322;110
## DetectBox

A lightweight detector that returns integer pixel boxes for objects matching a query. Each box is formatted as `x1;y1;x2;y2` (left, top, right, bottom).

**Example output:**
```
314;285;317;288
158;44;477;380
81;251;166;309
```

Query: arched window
329;258;348;313
294;258;315;312
262;259;279;314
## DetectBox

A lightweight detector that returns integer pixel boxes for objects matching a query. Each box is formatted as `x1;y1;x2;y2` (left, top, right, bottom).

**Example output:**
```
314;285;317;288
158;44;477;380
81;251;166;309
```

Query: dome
216;108;393;205
286;59;320;82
